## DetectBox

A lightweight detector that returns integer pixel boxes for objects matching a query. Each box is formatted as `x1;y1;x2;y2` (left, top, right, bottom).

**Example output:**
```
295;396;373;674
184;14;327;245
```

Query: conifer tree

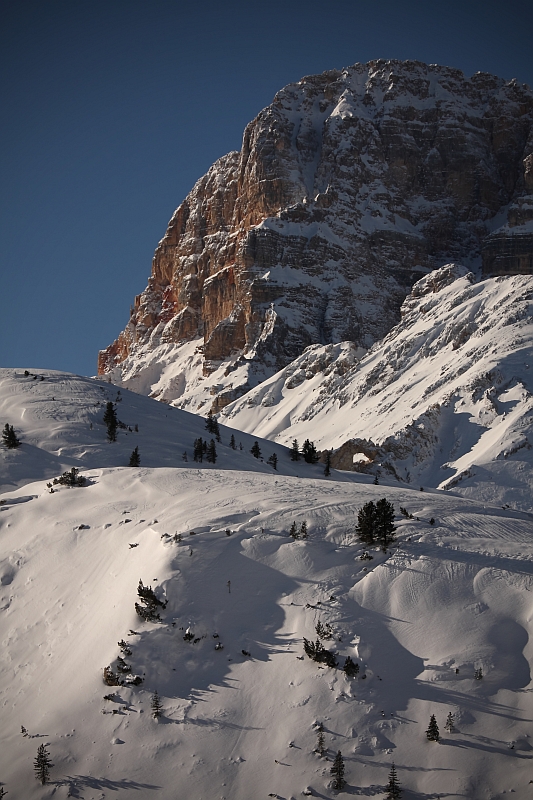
385;763;401;799
151;689;163;719
300;521;308;539
103;402;118;442
2;423;20;449
206;439;217;463
324;450;331;476
302;439;319;463
267;453;278;470
444;712;455;733
426;714;440;742
375;498;396;550
34;743;53;784
251;441;261;459
229;434;236;450
289;521;298;539
343;656;360;678
193;437;204;462
355;501;377;545
330;750;346;790
315;723;326;757
129;446;140;466
290;439;300;461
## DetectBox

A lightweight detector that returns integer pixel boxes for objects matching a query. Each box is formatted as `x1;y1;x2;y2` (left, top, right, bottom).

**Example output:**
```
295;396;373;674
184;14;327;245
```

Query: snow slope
1;371;533;798
221;267;533;512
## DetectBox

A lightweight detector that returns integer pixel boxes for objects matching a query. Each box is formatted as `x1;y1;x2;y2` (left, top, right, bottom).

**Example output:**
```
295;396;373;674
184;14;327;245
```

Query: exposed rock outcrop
99;60;533;410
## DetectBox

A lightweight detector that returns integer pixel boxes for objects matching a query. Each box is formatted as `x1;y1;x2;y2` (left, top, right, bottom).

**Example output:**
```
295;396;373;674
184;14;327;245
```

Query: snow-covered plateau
1;370;533;798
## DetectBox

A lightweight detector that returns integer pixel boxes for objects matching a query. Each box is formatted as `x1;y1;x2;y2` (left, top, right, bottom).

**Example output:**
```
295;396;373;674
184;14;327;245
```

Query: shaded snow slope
1;467;533;799
0;369;342;493
221;267;533;512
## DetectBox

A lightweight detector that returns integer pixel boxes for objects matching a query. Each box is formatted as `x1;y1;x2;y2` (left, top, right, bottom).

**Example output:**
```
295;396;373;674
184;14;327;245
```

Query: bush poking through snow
34;743;53;785
303;638;337;667
52;467;86;487
103;666;121;686
135;579;166;622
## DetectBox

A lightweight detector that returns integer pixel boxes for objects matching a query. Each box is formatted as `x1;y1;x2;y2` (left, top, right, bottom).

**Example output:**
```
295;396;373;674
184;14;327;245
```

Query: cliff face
98;59;533;410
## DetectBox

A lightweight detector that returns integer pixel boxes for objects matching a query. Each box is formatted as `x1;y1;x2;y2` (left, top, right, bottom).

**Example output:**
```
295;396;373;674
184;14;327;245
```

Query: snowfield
1;371;533;798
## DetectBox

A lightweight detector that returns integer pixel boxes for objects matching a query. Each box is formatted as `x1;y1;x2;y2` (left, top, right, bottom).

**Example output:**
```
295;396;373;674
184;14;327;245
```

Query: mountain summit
98;60;533;412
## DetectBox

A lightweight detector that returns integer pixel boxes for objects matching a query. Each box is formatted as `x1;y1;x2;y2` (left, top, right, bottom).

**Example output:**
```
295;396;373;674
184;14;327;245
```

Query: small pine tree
205;409;216;433
375;498;396;550
426;714;440;742
151;689;163;719
193;437;204;462
34;743;53;785
267;453;278;470
474;667;483;680
324;450;331;476
343;656;360;678
355;501;376;545
206;439;217;463
2;423;20;449
444;712;455;733
229;434;236;450
182;451;188;461
330;750;345;790
302;439;319;463
315;723;326;757
289;521;298;539
129;446;140;466
250;441;261;459
373;474;379;485
300;521;308;539
290;439;300;461
103;402;118;442
385;762;401;799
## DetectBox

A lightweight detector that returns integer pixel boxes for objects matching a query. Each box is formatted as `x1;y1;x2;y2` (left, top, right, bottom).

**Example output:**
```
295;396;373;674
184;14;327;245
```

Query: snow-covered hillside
221;267;533;513
1;371;533;798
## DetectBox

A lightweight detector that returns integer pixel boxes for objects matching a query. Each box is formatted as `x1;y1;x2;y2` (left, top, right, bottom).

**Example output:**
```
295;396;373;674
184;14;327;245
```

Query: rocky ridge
99;59;533;412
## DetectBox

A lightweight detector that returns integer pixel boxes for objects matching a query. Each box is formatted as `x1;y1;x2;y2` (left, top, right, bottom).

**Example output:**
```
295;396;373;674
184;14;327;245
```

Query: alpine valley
2;60;533;799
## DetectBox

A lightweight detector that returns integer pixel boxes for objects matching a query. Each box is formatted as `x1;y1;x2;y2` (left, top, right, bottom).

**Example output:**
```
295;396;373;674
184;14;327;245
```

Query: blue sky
2;0;532;376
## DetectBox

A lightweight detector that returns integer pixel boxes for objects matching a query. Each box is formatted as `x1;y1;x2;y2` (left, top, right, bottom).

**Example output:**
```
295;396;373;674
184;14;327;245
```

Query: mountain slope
221;266;533;512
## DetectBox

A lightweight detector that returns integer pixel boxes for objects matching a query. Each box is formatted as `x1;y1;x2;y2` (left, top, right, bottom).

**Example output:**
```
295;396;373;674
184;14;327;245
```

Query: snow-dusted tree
2;423;20;449
375;498;396;550
474;667;483;680
343;656;359;678
34;743;53;785
300;521;308;538
289;521;298;539
444;712;455;733
103;402;118;442
426;714;440;742
290;439;300;461
315;723;326;757
355;501;377;545
129;446;140;466
135;579;166;622
206;439;217;463
229;434;236;450
385;762;401;799
324;450;331;476
267;453;278;470
330;750;346;790
303;638;337;667
53;467;86;487
315;620;333;640
250;441;261;459
151;689;163;719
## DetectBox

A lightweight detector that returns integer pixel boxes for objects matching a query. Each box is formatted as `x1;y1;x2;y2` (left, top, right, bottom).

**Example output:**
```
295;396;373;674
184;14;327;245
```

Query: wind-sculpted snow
221;267;533;511
1;465;533;798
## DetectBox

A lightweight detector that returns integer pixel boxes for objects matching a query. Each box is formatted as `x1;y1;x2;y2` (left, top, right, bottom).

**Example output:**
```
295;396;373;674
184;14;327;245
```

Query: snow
1;369;533;798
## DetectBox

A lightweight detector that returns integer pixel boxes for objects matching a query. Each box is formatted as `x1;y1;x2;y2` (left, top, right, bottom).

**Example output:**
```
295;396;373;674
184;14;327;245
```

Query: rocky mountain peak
98;60;533;412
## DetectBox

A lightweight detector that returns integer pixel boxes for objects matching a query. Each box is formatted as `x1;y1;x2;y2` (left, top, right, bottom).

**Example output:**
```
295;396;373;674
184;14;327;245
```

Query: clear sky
2;0;532;377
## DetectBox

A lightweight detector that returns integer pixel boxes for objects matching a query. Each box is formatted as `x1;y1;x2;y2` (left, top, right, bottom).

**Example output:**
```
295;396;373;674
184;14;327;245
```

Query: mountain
220;264;533;513
97;60;533;414
2;372;533;798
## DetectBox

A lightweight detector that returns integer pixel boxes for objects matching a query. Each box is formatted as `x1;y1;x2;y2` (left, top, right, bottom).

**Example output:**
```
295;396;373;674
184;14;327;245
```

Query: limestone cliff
98;59;533;411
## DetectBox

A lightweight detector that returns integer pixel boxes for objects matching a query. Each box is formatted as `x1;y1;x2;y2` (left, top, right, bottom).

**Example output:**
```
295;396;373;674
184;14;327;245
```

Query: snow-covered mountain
2;372;533;798
220;265;533;512
98;60;533;413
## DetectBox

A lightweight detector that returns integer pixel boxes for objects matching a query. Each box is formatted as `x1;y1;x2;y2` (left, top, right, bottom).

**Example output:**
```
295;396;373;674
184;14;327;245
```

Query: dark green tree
300;521;308;539
267;453;278;470
385;762;401;799
250;441;261;459
355;501;377;545
129;446;140;466
229;434;236;450
324;450;331;476
205;410;220;441
53;467;86;487
2;423;20;449
290;439;300;461
343;656;360;678
375;498;396;550
103;402;118;442
206;439;217;463
135;579;166;622
302;439;319;463
151;689;163;719
426;714;440;742
289;521;298;539
193;437;204;462
34;743;53;785
330;750;346;790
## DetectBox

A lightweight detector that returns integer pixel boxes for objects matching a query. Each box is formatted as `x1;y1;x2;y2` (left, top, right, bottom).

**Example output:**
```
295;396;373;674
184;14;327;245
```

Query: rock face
98;59;533;409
